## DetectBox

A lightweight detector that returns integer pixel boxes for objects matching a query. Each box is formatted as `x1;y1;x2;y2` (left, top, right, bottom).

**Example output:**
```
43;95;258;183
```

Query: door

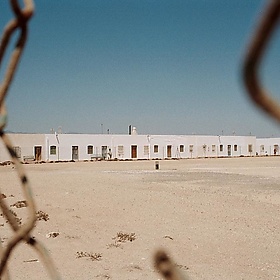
274;145;279;155
102;146;107;159
34;146;42;161
227;145;231;156
131;145;137;159
72;146;79;160
167;145;172;158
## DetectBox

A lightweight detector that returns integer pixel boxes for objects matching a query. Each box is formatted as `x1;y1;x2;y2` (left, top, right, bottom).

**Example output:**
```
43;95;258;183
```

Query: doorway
34;146;42;161
102;146;107;159
274;145;279;155
72;146;79;160
227;145;231;156
131;145;137;159
167;145;172;158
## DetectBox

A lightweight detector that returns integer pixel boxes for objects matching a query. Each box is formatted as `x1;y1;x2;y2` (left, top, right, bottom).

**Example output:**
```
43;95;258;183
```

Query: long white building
1;132;279;163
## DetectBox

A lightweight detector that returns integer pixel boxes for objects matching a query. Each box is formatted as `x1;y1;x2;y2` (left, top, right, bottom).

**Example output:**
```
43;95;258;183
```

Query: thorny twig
243;0;280;122
0;1;60;279
154;250;190;280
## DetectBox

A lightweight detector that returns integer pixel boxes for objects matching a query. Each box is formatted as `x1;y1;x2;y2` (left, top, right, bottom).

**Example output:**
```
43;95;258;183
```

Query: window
234;145;238;152
202;144;207;152
248;144;253;153
87;145;93;154
220;145;223;152
189;145;194;153
154;145;159;153
50;145;56;155
212;145;216;152
144;145;149;155
180;145;184;153
118;145;124;156
260;145;264;152
12;146;21;158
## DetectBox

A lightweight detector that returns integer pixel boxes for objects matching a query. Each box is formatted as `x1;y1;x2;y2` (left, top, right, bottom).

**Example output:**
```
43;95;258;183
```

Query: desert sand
1;157;280;279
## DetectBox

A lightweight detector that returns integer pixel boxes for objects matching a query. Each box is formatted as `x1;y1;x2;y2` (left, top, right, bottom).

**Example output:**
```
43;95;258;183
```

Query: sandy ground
1;157;280;279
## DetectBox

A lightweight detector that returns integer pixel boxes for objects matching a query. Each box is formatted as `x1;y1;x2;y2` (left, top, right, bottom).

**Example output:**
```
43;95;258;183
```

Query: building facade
256;138;280;156
0;133;269;163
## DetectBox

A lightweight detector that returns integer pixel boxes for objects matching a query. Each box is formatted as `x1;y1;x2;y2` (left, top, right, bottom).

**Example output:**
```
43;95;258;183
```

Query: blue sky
1;1;280;136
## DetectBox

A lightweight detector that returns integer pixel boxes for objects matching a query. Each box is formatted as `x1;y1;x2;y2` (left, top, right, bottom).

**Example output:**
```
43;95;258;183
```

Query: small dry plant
46;232;59;239
114;231;136;243
10;200;27;208
36;210;49;221
76;251;102;261
107;231;136;248
96;274;111;279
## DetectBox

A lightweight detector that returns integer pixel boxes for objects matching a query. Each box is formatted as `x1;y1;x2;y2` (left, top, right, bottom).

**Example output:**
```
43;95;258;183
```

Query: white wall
217;136;256;157
0;133;258;162
256;138;280;156
149;135;256;159
0;134;45;162
45;134;150;161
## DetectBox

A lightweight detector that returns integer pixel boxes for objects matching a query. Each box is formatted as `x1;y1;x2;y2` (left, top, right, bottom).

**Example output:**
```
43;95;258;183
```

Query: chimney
132;127;138;135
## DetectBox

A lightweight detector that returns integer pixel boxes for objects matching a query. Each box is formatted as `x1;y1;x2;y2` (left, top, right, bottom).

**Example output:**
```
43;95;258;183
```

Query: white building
256;138;280;156
0;133;263;163
0;134;45;162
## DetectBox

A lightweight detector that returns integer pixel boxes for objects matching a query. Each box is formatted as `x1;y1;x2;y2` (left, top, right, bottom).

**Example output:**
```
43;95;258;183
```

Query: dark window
154;145;159;153
248;144;253;153
87;145;93;154
50;145;56;155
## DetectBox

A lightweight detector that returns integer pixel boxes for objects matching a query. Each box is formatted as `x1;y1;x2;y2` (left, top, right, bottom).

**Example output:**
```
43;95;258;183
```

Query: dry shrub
10;200;27;208
107;231;136;248
76;251;102;261
36;210;49;221
114;232;136;243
